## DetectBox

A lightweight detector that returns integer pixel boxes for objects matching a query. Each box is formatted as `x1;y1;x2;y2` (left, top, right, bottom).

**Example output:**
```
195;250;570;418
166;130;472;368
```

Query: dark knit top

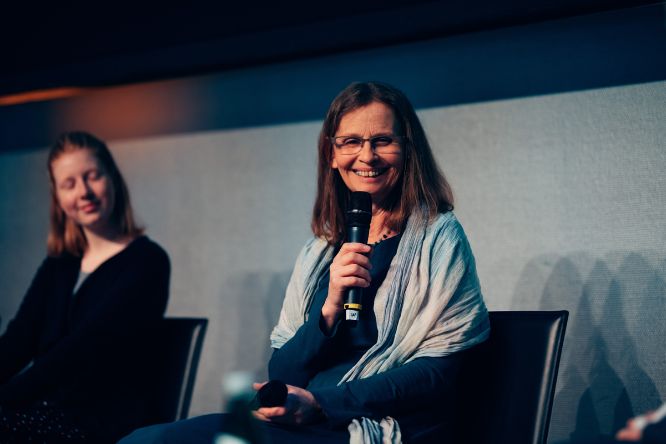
0;236;170;441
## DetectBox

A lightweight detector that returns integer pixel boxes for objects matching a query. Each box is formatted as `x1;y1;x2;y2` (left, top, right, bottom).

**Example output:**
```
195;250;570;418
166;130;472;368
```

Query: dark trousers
117;413;348;444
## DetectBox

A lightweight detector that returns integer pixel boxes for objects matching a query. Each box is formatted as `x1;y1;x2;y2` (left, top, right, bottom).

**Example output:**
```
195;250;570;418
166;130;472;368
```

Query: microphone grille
347;192;372;226
349;191;371;213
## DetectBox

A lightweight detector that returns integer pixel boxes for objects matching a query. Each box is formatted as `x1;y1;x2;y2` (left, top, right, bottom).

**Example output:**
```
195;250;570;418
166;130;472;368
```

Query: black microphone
344;191;372;324
251;380;288;409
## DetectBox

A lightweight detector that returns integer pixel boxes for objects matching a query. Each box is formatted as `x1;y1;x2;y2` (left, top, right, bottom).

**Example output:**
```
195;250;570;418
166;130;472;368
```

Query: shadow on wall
512;253;665;443
224;271;292;380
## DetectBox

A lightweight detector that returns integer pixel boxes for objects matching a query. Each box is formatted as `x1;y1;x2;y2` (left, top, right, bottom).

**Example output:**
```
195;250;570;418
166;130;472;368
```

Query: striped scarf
270;210;490;443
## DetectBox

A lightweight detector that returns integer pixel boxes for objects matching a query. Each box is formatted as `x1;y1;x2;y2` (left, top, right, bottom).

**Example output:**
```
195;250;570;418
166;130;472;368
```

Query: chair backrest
456;311;568;444
143;317;208;423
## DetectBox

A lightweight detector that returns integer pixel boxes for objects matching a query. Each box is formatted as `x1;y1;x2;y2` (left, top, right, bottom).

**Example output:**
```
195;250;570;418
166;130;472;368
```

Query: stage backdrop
1;5;664;443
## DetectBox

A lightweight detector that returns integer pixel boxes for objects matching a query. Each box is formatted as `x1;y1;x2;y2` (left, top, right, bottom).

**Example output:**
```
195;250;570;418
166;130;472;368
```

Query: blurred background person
0;131;170;444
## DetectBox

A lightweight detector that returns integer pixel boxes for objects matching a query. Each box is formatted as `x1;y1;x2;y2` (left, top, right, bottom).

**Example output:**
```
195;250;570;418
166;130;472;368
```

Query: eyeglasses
330;134;404;155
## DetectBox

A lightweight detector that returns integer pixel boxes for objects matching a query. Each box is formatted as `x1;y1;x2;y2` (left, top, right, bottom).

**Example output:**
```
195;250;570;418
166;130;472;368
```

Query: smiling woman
120;82;488;444
46;132;143;261
0;132;171;444
51;149;114;232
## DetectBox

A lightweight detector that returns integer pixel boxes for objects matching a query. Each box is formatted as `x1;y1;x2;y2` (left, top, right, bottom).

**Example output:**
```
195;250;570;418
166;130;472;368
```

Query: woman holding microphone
121;81;488;444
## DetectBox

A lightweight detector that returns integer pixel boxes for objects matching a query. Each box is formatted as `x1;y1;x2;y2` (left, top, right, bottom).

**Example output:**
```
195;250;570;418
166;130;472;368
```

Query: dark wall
1;4;665;152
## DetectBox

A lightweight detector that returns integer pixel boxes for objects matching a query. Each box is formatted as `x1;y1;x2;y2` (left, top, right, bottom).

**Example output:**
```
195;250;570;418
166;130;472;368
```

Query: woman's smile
79;201;100;213
353;167;388;178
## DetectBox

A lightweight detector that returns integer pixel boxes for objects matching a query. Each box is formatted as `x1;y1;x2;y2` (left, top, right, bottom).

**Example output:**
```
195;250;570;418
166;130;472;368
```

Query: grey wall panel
419;82;666;442
111;125;321;415
0;149;50;326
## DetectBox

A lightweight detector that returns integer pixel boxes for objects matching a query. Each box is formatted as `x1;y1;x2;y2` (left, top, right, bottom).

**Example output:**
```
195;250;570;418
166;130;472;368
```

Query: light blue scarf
270;211;490;443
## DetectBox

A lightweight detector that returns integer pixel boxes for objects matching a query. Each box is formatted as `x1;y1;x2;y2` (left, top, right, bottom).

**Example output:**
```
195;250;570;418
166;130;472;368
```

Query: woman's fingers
256;406;288;417
252;382;267;391
616;427;642;441
335;254;372;271
253;385;322;426
252;410;270;422
338;242;372;255
253;405;289;423
330;275;370;290
335;244;372;267
330;242;373;288
327;264;370;309
252;381;282;423
331;263;371;284
324;242;373;325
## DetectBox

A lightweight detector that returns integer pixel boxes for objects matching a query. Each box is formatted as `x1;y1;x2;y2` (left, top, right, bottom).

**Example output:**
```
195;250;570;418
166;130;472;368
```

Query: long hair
311;81;454;245
47;131;143;257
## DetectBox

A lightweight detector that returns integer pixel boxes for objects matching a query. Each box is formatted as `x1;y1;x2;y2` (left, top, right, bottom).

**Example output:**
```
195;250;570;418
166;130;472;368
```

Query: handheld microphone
344;192;372;324
251;380;288;409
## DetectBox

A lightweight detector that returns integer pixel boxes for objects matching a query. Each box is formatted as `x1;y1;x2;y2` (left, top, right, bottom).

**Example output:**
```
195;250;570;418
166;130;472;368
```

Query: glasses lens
333;136;362;153
371;136;394;147
374;136;402;154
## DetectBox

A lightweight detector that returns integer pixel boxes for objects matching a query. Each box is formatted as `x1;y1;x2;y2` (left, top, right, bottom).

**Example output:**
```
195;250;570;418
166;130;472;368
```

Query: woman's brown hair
47;131;143;257
311;81;453;245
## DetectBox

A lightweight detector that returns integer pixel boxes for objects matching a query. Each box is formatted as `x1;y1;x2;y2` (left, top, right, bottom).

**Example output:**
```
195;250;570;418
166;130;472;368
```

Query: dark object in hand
256;380;288;407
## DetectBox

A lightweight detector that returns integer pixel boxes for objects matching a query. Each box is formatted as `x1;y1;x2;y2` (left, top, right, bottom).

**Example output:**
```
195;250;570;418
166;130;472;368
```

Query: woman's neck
83;224;123;249
368;206;394;244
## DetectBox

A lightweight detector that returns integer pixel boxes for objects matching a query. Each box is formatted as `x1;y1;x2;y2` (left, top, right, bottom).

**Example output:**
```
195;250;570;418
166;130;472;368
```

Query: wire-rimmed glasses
330;134;404;155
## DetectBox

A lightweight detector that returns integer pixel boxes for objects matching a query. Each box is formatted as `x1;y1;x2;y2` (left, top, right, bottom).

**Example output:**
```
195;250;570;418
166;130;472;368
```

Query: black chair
455;310;569;444
142;317;208;424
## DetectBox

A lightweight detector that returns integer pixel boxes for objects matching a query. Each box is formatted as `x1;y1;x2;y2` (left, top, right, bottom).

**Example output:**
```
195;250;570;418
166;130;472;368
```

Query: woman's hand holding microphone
322;243;372;332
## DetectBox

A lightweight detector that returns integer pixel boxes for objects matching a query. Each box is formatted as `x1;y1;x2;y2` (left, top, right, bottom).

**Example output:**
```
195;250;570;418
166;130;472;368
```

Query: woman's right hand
252;382;324;426
321;242;372;330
